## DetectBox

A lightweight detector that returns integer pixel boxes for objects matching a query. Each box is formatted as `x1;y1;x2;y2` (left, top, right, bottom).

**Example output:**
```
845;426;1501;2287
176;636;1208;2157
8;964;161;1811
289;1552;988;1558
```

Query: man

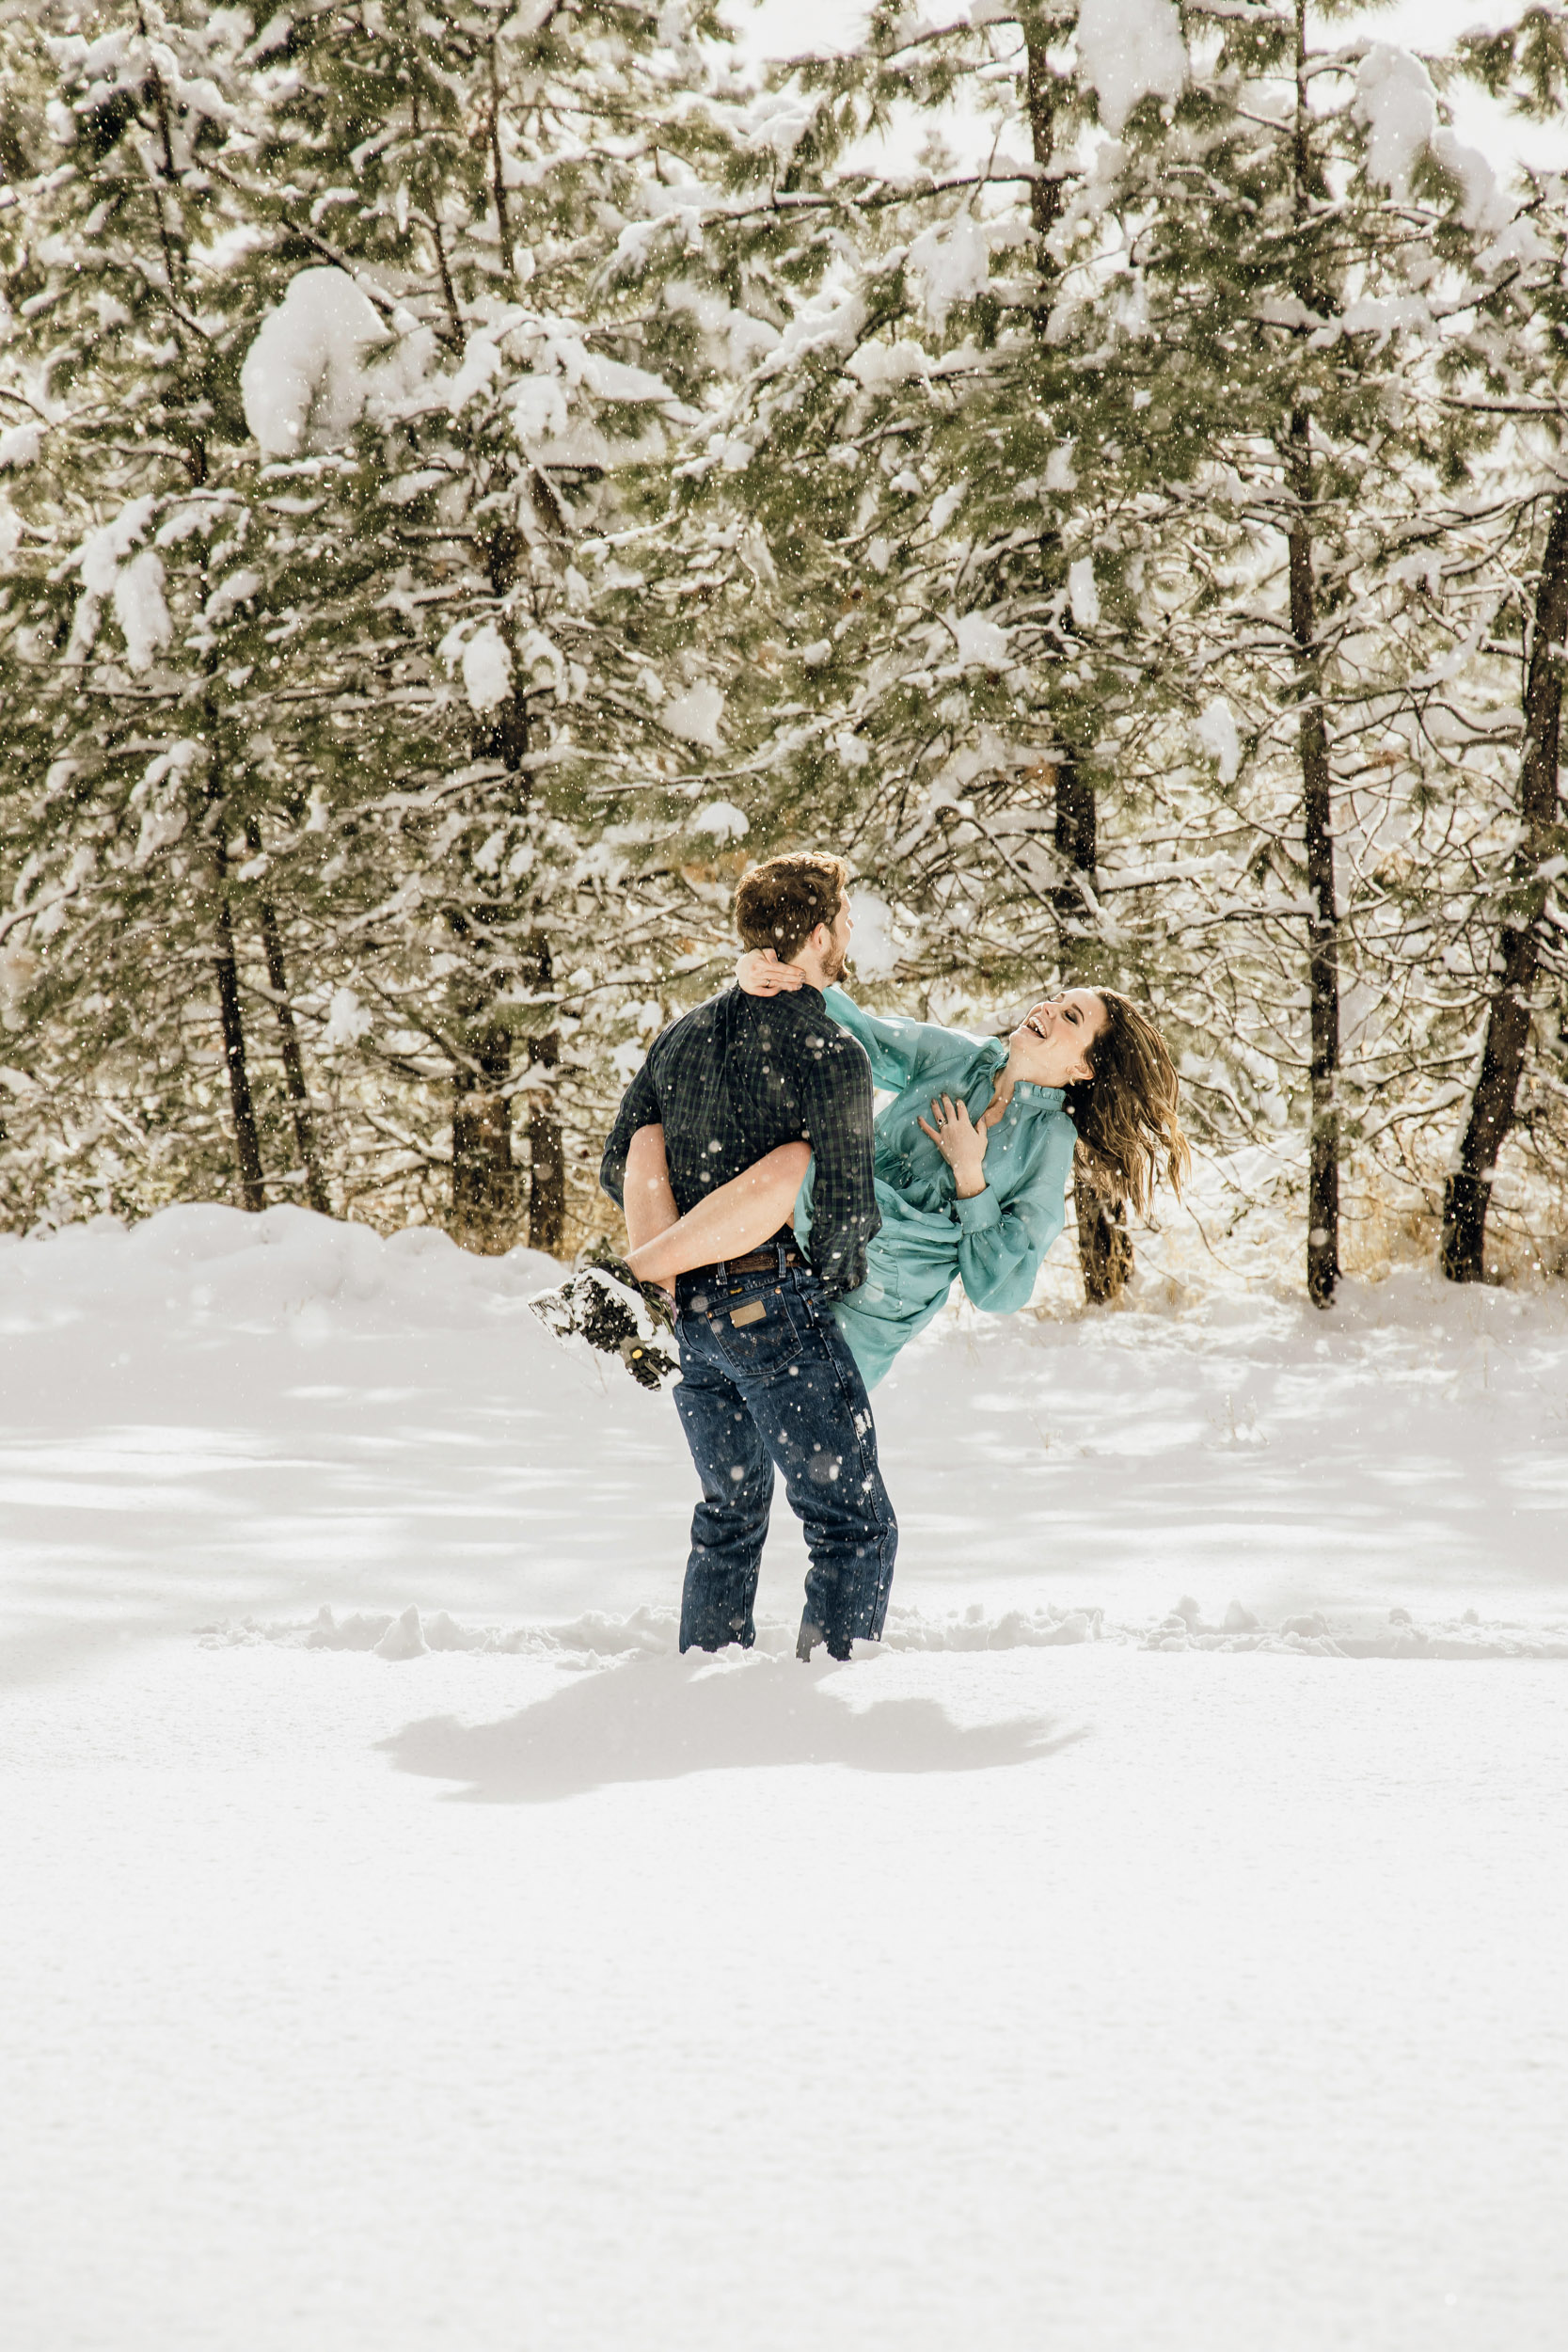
600;852;897;1662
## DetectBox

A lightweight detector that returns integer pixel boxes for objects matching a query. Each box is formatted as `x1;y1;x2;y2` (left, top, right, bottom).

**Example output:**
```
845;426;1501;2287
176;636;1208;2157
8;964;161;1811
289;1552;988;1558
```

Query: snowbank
4;1202;1566;1657
0;1201;562;1340
204;1594;1568;1665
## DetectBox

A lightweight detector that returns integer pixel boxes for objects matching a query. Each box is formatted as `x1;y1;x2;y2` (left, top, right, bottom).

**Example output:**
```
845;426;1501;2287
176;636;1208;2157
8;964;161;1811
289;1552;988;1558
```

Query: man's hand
917;1095;989;1200
736;947;807;996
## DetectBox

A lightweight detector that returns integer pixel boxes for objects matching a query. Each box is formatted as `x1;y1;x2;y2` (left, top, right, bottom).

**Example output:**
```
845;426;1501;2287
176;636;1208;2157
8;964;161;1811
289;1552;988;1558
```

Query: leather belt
715;1245;805;1277
680;1242;806;1288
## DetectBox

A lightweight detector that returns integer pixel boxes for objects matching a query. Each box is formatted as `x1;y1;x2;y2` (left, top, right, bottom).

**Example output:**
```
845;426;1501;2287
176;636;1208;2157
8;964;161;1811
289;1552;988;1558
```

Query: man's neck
791;956;832;993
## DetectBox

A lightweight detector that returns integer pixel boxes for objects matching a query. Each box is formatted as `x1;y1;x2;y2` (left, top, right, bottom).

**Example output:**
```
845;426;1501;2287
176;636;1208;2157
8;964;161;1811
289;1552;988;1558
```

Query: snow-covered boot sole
529;1262;681;1393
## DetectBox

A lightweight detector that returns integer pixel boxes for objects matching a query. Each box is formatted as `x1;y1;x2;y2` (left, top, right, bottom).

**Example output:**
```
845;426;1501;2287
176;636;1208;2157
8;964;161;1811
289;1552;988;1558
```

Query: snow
662;678;726;748
0;420;43;468
1069;553;1101;628
201;564;261;623
1076;0;1187;135
460;624;515;714
908;216;992;330
509;372;570;445
1355;43;1512;234
240;266;390;458
1194;694;1241;782
76;494;155;594
323;986;372;1048
112;548;172;672
445;328;501;415
690;798;750;839
3;1203;1567;2347
578;351;676;404
945;608;1012;670
846;336;931;391
1044;437;1078;491
67;500;172;673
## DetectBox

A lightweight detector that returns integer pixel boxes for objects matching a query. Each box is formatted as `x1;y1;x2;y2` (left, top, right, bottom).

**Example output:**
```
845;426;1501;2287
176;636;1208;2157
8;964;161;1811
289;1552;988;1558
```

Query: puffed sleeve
954;1112;1076;1313
819;986;969;1094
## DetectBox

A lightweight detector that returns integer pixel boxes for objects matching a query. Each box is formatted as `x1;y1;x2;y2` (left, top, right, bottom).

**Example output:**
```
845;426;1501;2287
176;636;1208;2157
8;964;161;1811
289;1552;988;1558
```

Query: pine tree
216;0;762;1252
0;0;761;1246
1104;1;1517;1299
0;2;328;1221
646;2;1224;1300
1434;7;1568;1279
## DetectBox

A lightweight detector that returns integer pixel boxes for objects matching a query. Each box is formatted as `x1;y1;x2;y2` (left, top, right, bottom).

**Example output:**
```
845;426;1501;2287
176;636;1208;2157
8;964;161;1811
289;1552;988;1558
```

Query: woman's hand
736;947;806;997
918;1095;989;1199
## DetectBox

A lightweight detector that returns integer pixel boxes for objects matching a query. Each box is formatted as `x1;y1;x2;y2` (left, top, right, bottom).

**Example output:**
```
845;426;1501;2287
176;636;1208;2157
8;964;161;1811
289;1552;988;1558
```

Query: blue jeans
672;1248;897;1656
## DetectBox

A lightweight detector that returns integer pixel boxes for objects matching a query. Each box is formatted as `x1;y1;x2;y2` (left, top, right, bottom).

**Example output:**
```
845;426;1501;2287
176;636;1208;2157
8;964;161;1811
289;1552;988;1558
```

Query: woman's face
1007;990;1106;1088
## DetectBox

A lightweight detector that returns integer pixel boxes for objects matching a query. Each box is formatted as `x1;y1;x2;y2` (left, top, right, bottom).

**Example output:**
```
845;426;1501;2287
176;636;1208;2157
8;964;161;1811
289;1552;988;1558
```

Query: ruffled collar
974;1038;1064;1111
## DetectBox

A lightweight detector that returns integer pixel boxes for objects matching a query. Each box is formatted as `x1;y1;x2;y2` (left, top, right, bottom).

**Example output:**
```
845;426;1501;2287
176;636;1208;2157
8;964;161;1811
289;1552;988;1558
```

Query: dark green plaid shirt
600;985;879;1299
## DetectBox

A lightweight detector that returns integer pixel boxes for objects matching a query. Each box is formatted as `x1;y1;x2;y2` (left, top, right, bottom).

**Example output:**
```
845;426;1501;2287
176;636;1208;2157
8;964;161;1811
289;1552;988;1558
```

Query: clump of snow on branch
1195;698;1242;784
846;339;931;392
908;218;992;332
0;421;43;469
113;552;172;671
691;801;749;841
240;267;390;457
446;330;501;416
204;568;261;625
662;680;726;749
460;626;514;715
1069;558;1101;629
72;498;170;671
76;497;155;596
945;611;1012;671
1354;45;1512;234
510;374;570;446
324;988;372;1049
1076;0;1187;135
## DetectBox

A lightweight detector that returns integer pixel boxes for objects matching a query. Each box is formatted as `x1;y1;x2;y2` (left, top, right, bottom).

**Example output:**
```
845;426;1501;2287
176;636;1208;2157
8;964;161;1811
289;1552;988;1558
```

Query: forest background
3;0;1567;1309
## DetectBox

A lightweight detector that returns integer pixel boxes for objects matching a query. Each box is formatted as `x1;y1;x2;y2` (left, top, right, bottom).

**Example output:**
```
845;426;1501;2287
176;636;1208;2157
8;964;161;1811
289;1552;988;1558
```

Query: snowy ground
3;1206;1566;2350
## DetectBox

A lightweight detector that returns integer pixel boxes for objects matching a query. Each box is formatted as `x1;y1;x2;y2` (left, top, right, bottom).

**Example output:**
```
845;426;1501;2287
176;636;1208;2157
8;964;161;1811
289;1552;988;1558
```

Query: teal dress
793;987;1078;1390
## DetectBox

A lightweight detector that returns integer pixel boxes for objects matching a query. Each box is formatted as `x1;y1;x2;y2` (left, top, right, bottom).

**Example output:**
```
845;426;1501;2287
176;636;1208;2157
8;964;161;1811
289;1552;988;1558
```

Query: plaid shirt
601;985;879;1299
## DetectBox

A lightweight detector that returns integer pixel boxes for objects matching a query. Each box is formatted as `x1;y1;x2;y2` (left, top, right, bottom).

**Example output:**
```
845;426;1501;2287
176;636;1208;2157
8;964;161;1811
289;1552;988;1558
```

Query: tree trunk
1440;488;1568;1281
211;829;265;1213
1023;34;1120;1304
451;1021;516;1252
522;930;565;1253
1053;758;1125;1300
1024;34;1066;248
245;822;330;1216
1283;0;1339;1306
486;33;516;282
1053;751;1097;906
1287;415;1340;1309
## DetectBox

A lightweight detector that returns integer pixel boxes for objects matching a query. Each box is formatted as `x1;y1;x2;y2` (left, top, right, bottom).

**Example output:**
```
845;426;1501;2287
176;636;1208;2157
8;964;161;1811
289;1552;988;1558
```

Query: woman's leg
626;1142;812;1286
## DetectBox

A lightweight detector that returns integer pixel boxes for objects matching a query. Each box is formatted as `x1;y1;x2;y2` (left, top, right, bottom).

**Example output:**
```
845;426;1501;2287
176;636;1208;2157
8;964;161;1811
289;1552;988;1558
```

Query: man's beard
821;940;848;984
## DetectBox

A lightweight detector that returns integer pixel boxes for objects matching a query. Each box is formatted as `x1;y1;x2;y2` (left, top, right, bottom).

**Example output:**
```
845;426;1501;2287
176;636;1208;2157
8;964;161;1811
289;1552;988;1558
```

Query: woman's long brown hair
1060;989;1190;1218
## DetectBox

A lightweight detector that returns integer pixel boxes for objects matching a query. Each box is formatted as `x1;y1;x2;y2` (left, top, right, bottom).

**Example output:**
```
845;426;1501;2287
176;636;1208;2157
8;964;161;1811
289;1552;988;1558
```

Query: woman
626;955;1188;1391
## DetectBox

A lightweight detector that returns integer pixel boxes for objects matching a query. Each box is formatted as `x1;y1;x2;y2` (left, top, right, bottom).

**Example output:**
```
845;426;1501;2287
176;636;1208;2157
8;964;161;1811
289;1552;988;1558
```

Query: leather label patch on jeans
730;1299;767;1328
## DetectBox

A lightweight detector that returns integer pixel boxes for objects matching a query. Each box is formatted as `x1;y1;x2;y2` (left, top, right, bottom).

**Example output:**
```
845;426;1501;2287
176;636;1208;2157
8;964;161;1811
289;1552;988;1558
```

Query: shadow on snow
379;1650;1080;1804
